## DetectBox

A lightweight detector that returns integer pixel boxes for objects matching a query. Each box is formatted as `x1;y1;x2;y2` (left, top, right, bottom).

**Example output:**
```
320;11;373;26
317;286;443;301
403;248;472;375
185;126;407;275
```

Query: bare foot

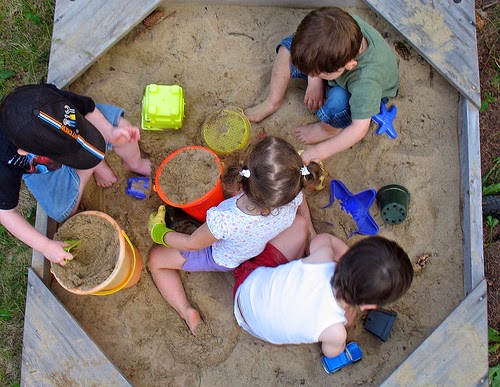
245;100;278;123
93;161;117;187
294;121;340;145
124;158;151;177
183;306;203;335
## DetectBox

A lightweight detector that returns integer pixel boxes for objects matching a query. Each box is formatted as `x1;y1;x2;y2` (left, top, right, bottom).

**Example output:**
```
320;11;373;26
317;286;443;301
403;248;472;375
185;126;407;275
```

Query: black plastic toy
165;205;202;234
364;309;397;342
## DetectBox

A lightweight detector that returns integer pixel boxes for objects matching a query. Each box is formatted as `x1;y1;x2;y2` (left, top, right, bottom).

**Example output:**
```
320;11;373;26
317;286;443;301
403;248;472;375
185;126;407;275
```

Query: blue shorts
181;247;233;272
23;166;80;222
278;35;388;129
23;104;125;222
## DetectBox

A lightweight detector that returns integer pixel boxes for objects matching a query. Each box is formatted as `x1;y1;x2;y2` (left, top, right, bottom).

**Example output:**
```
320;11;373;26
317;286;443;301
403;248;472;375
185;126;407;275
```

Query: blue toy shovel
323;179;379;237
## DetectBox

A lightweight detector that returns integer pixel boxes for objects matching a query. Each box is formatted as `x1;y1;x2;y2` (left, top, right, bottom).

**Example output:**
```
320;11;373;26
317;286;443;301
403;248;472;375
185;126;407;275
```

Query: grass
0;212;34;386
0;1;54;99
478;4;500;386
483;156;500;196
0;1;54;385
490;327;500;386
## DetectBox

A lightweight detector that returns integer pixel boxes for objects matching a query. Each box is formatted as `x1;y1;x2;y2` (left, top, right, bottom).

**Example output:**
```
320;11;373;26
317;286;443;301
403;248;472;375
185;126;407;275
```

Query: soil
52;212;120;292
158;147;220;204
50;4;468;385
476;0;500;367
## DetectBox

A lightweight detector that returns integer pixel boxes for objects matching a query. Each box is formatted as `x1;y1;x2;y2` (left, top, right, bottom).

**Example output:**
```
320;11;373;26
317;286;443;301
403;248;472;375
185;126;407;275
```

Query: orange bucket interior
154;146;225;222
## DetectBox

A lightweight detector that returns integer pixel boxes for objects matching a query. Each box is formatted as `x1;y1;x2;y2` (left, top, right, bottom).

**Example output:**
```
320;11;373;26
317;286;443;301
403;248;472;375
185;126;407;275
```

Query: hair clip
300;166;311;176
239;169;251;178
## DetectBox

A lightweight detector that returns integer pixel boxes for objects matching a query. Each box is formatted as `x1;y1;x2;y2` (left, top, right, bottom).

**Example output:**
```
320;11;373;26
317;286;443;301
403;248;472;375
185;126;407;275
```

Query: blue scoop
323;179;379;237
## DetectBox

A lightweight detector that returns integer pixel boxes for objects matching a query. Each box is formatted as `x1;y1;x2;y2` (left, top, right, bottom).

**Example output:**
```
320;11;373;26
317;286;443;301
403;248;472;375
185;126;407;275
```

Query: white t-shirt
234;259;346;344
206;191;303;268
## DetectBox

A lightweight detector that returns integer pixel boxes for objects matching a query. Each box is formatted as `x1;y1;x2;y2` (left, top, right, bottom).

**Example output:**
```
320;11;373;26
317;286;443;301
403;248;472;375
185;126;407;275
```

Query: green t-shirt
328;15;399;119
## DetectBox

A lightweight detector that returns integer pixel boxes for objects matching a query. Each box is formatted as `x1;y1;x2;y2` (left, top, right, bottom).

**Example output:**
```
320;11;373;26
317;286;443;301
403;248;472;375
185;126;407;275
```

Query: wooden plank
458;96;484;294
382;279;488;386
31;204;56;285
21;268;131;386
363;0;481;109
47;0;161;89
165;0;366;7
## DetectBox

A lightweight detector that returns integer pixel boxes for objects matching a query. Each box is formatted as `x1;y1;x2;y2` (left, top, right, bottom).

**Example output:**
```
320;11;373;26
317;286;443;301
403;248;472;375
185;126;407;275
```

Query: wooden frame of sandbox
20;0;488;385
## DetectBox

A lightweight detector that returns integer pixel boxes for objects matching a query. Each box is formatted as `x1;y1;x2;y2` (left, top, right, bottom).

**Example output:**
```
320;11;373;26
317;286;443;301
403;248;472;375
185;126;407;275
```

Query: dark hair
332;236;413;306
221;136;324;215
290;7;363;75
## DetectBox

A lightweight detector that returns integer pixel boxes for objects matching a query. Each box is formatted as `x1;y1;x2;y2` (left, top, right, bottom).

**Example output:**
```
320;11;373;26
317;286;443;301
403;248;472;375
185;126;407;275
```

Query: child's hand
148;205;174;246
305;76;325;112
109;125;140;146
300;147;321;166
44;239;73;266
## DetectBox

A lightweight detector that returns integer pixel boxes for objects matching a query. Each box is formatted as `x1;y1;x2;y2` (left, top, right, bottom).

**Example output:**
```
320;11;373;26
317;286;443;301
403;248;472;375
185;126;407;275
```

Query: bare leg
148;245;202;335
245;46;292;123
269;215;309;262
71;167;97;216
113;117;151;176
297;196;317;242
295;121;342;145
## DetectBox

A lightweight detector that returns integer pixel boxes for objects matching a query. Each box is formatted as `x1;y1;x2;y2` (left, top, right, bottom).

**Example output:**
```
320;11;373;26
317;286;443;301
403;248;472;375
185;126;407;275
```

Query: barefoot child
245;7;399;165
0;83;150;266
148;136;322;334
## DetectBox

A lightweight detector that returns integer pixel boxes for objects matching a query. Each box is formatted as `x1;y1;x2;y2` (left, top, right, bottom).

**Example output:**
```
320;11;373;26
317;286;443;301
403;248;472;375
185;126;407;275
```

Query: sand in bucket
51;211;143;295
155;146;224;222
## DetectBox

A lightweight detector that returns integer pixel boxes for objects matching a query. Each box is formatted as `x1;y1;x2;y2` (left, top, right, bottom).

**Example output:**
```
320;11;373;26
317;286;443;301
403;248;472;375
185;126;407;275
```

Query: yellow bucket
51;211;143;296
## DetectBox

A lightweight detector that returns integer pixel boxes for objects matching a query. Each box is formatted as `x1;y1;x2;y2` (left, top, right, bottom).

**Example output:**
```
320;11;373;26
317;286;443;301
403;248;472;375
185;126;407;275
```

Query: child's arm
304;76;325;112
0;208;72;265
84;108;140;146
148;206;218;250
305;233;349;264
300;118;371;165
318;322;348;358
163;223;218;251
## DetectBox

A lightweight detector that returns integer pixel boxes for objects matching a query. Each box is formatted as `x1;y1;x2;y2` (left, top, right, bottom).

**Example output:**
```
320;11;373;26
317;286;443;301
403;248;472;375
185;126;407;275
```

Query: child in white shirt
148;136;323;334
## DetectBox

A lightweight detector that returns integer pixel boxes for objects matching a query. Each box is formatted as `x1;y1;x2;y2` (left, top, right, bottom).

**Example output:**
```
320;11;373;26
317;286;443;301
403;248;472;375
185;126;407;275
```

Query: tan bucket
51;211;143;296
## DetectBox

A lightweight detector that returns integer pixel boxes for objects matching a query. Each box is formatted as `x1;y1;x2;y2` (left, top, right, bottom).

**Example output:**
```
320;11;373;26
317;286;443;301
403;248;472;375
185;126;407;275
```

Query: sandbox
21;0;487;385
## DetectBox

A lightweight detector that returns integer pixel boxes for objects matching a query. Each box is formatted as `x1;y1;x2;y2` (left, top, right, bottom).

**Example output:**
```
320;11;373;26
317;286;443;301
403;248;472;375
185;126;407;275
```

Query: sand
52;213;120;291
51;4;464;385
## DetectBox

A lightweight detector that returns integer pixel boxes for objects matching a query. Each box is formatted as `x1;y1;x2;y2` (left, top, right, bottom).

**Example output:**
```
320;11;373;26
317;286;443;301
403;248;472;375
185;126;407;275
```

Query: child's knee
148;245;167;270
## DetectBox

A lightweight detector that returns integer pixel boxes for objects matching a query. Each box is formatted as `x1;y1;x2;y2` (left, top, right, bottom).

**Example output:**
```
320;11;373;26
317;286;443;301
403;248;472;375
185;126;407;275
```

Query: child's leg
23;166;93;222
69;167;96;216
245;45;292;123
112;116;151;176
294;85;350;144
268;214;309;262
297;195;317;242
92;104;151;184
93;160;118;188
148;245;202;335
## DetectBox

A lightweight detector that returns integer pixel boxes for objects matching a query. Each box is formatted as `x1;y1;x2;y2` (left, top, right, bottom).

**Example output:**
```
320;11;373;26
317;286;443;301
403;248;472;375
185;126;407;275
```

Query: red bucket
154;146;224;222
